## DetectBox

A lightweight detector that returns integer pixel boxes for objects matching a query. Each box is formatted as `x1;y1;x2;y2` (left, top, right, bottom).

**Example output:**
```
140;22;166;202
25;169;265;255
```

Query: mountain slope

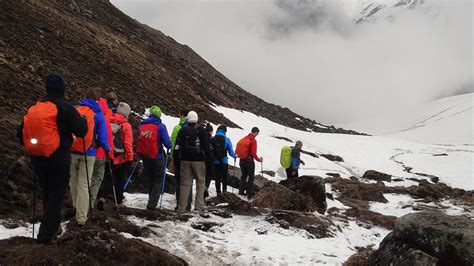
339;93;473;145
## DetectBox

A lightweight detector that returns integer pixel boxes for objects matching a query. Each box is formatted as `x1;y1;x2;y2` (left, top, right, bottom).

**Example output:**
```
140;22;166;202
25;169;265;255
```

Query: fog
111;0;472;124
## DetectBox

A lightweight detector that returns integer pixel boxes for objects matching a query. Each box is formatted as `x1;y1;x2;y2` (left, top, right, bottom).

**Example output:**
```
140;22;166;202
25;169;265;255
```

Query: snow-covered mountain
339;93;473;145
344;0;433;23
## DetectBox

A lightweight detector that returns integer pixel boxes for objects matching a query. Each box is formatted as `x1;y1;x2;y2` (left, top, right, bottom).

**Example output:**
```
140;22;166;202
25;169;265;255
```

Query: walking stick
123;159;142;191
159;152;169;209
260;161;264;176
32;173;37;239
107;158;120;216
82;138;93;219
232;158;236;194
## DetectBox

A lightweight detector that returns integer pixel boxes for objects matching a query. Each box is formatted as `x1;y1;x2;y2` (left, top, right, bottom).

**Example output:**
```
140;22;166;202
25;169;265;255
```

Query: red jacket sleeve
250;139;261;162
122;122;134;161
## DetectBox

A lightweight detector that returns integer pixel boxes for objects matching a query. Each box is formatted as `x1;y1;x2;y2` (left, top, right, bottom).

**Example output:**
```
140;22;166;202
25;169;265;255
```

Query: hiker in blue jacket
212;125;236;194
286;140;305;179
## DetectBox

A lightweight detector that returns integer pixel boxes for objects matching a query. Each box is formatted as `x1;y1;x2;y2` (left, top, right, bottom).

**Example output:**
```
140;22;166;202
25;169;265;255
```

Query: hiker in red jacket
98;102;133;209
235;127;263;199
90;98;114;209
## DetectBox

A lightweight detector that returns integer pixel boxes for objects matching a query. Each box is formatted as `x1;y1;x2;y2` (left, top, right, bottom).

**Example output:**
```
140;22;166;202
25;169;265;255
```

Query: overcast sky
111;0;472;124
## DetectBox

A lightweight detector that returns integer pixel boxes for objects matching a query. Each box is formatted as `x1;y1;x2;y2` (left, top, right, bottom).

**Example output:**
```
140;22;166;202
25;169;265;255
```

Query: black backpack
212;135;226;162
111;123;125;156
180;125;202;156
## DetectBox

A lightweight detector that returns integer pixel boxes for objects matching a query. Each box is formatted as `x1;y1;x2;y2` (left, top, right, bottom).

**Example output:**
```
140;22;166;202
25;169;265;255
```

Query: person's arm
227;138;236;159
66;104;87;138
200;128;214;161
173;128;182;161
160;124;172;151
170;125;180;156
95;112;110;153
122;123;134;161
250;139;262;162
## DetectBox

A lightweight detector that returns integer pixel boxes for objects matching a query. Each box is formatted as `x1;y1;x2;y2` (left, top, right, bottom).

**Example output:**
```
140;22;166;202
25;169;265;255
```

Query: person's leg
178;161;193;212
69;154;80;207
295;169;299;178
37;163;70;243
246;162;256;199
75;155;95;225
214;163;222;194
113;161;130;205
238;160;248;195
90;158;105;207
193;161;206;211
222;164;229;192
285;167;293;179
147;159;165;209
174;159;181;209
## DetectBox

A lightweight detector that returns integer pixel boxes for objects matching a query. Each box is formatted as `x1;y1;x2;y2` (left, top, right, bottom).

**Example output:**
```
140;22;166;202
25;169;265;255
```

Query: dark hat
217;125;227;132
45;74;66;95
205;123;213;132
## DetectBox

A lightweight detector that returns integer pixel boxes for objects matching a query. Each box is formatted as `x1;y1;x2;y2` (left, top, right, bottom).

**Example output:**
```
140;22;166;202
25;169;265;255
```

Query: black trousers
285;168;299;179
214;163;228;193
100;161;130;204
174;159;192;209
143;158;165;209
204;160;214;189
238;160;255;198
33;162;70;242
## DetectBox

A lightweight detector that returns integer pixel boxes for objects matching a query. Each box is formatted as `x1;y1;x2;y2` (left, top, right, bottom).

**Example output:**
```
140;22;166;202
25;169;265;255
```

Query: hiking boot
97;198;105;211
146;206;156;211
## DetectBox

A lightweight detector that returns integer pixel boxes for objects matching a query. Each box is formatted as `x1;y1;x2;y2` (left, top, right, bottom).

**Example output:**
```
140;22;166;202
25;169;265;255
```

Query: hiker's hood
80;99;102;113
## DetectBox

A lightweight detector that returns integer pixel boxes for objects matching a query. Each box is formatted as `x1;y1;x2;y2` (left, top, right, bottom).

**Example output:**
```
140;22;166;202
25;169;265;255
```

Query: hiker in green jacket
171;109;192;211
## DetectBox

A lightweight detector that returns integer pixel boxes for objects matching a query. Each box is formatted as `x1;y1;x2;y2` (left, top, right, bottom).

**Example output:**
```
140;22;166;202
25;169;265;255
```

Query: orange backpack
23;101;60;157
235;136;253;159
71;106;95;153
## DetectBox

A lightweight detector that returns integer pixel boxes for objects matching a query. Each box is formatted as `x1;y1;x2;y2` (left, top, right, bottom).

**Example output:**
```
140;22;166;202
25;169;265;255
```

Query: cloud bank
112;0;472;124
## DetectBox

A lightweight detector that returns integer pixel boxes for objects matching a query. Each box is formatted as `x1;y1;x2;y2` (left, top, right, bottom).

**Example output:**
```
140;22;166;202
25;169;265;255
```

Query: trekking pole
123;159;142;191
107;158;120;216
32;173;37;239
159;152;169;209
232;158;236;194
260;161;264;176
82;138;93;219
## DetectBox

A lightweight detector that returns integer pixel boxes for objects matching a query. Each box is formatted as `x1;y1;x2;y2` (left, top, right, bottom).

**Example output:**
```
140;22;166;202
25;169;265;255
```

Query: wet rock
255;228;268;235
368;211;474;266
362;170;392;182
326;173;341;178
206;192;259;216
279;176;327;214
267;210;338;239
320;154;344;162
191;221;222;232
260;170;276;177
343;246;375;266
433;153;448;157
344;208;397;230
251;184;313;212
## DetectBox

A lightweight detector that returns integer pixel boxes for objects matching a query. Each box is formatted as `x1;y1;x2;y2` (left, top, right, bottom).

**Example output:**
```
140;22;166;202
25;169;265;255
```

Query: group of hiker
18;73;306;244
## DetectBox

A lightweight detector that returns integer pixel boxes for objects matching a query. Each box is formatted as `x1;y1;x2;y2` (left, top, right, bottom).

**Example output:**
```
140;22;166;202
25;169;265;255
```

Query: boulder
362;170;391;182
228;165;277;193
320;154;344;162
368;211;474;266
266;210;338;239
279;176;327;214
251;184;314;212
205;192;259;216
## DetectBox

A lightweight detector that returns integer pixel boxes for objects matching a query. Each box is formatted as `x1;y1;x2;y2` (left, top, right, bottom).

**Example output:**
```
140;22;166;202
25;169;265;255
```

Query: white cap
187;111;198;123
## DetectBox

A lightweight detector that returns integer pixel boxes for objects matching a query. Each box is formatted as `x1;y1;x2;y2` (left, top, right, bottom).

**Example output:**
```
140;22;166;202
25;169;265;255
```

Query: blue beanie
45;74;66;95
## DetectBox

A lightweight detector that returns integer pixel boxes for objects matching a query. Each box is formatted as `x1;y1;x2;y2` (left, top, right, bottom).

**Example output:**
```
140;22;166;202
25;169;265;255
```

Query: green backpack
280;146;292;168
